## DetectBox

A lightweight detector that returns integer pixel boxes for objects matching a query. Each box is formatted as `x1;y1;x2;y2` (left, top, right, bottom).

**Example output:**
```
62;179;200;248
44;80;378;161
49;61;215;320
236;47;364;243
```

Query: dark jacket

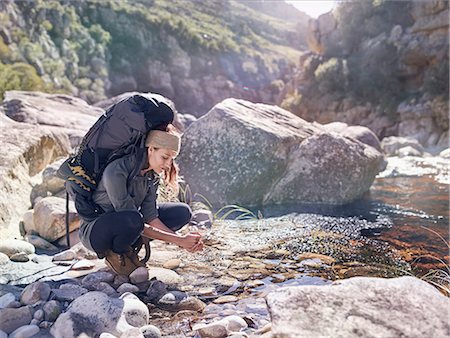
79;152;159;251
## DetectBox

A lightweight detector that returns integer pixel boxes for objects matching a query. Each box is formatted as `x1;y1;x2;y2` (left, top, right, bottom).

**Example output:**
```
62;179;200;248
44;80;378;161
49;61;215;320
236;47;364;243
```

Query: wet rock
117;283;139;295
213;295;238;304
24;235;58;251
51;284;88;302
140;325;162;338
0;306;33;334
33;197;80;242
9;324;40;338
130;267;149;284
148;267;183;285
162;259;181;270
52;249;76;261
0;239;35;257
43;300;61;322
20;282;50;305
0;293;16;309
266;276;450;337
81;271;115;289
0;253;9;265
10;252;30;262
50;291;147;338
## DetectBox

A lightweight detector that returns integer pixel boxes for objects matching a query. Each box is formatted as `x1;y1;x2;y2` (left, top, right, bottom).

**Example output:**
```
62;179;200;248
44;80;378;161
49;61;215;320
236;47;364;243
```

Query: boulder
0;239;35;257
50;291;149;338
266;276;450;337
178;99;384;206
33;197;79;242
381;136;424;156
322;122;383;152
30;158;66;206
0;114;70;237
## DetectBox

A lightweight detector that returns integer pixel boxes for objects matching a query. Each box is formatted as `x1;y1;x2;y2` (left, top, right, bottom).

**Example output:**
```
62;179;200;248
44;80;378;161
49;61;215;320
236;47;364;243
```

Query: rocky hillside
280;0;449;150
0;0;307;115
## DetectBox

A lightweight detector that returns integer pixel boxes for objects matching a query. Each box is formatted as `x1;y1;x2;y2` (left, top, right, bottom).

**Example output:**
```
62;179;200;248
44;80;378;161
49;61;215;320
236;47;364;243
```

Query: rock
140;325;162;338
221;315;248;332
0;112;71;237
95;282;118;297
113;275;130;288
33;309;44;321
117;283;139;295
0;253;9;265
9;325;40;338
439;148;450;158
323;122;383;152
120;328;144;338
51;284;88;302
147;267;184;285
0;331;7;338
177;113;197;131
156;292;206;312
213;295;238;304
99;334;117;338
30;158;67;205
22;210;35;235
266;276;450;337
162;259;181;270
381;136;425;156
0;293;16;309
42;300;61;322
55;229;80;248
71;259;95;270
0;306;33;334
0;239;35;257
178;99;384;206
146;280;168;302
10;252;29;262
33;197;80;242
24;235;58;251
398;145;423;157
193;321;228;338
20;282;51;305
52;249;76;261
50;291;148;338
191;209;213;228
129;267;149;284
81;271;115;289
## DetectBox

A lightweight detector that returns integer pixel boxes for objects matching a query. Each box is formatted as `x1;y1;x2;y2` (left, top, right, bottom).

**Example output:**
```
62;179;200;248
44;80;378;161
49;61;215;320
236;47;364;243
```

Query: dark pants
89;202;192;255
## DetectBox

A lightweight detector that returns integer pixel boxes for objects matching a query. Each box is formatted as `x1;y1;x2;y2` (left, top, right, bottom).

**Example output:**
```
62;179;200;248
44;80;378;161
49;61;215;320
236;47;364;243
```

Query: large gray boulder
266;276;450;338
177;99;384;207
0;114;71;237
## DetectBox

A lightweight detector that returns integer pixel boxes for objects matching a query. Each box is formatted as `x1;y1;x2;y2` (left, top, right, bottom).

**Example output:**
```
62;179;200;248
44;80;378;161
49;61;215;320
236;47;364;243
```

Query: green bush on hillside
314;57;348;95
0;62;46;100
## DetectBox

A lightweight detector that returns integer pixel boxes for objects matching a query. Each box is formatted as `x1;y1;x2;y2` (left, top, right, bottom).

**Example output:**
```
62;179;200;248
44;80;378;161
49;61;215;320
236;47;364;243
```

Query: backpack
57;94;174;246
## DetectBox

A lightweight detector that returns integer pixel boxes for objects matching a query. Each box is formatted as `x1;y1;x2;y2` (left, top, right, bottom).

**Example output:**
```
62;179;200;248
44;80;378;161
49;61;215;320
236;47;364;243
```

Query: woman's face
148;147;177;174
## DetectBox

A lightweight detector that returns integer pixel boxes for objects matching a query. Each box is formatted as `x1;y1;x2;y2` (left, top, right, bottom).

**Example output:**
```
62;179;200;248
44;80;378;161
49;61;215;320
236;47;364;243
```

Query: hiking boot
104;249;142;276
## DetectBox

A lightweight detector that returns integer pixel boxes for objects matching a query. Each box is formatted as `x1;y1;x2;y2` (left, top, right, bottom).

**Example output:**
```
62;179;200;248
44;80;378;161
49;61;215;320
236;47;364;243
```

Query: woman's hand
177;232;204;252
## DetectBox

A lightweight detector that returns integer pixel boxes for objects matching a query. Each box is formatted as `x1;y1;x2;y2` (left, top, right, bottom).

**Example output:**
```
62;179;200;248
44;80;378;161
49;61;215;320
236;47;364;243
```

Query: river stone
213;295;238;304
0;239;35;257
117;283;139;295
71;259;95;270
140;325;162;338
20;282;51;305
0;331;6;338
0;253;9;265
50;291;148;338
43;300;61;322
381;136;424;156
398;146;422;157
52;249;76;261
0;306;33;334
266;276;450;337
9;324;40;338
81;271;115;289
10;252;29;262
95;282;117;297
51;284;88;302
162;259;181;270
24;234;58;251
129;267;149;284
147;267;184;285
178;98;384;206
193;322;228;338
156;292;205;312
33;197;80;242
0;293;16;309
33;309;44;321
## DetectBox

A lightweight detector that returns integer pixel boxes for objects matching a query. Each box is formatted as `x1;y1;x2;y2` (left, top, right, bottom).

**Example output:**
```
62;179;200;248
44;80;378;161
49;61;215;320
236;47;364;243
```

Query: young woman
78;125;203;275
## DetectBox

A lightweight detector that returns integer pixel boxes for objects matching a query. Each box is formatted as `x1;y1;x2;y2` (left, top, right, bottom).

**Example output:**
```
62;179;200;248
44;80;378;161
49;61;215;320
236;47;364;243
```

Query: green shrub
0;62;45;100
280;90;302;112
0;37;11;62
314;57;348;95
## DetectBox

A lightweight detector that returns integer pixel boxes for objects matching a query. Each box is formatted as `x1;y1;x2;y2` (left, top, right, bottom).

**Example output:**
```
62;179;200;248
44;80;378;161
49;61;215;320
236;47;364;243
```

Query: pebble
0;252;10;265
193;322;228;338
140;325;162;338
71;259;95;270
162;259;181;270
148;267;183;285
52;284;88;302
43;300;61;322
20;282;51;305
117;283;139;294
130;267;149;284
10;252;30;262
95;282;117;297
0;293;16;309
197;287;215;296
245;303;268;316
9;325;40;338
81;272;115;289
33;309;44;321
213;295;238;304
53;250;76;262
113;275;130;288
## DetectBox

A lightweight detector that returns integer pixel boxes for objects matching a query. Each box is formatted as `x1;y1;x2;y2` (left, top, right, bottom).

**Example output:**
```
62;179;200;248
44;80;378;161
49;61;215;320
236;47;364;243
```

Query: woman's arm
142;218;203;252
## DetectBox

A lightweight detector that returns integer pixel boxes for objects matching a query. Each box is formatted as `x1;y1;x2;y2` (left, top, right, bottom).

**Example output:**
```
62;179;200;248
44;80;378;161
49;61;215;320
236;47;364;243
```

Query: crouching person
79;125;204;275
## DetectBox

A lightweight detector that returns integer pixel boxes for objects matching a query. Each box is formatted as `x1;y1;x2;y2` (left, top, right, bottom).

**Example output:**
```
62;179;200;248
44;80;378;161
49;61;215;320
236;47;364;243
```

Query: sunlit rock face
178;98;384;207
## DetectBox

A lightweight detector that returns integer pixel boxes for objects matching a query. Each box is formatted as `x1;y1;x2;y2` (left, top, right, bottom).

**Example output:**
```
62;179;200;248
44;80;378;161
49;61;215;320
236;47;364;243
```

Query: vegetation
0;62;47;100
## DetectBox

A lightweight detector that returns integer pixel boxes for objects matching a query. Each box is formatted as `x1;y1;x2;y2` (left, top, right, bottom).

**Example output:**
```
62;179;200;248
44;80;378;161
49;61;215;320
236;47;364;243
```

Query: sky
285;0;336;18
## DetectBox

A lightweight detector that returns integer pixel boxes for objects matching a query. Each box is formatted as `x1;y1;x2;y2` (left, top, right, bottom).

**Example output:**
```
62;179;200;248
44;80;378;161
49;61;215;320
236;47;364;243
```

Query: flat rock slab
266;276;450;338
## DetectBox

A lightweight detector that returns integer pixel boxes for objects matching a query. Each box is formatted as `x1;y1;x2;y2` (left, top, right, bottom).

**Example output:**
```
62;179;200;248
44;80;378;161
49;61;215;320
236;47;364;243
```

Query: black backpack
57;94;174;244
